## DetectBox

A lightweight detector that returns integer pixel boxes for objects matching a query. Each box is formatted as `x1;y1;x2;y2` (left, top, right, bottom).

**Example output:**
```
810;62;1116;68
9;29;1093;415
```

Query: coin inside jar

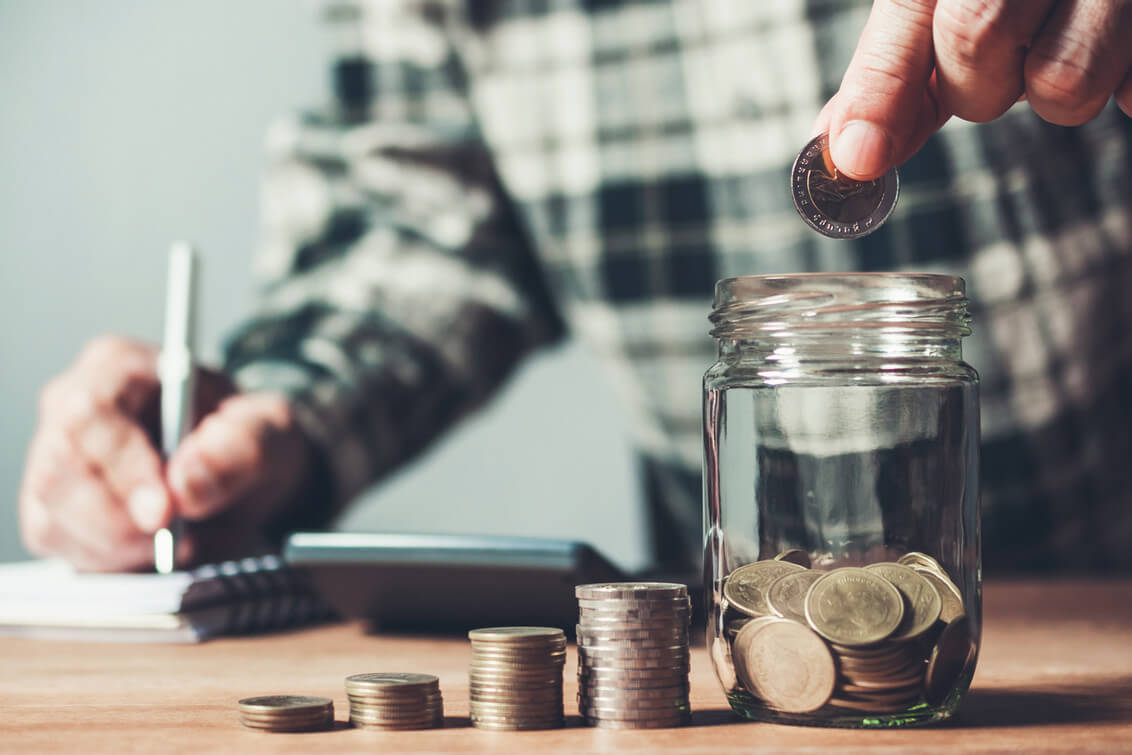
791;131;899;239
731;617;836;713
765;569;824;624
804;567;905;646
863;562;942;641
724;560;807;617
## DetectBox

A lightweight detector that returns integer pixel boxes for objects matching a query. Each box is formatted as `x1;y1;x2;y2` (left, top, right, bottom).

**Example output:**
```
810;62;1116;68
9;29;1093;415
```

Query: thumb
826;0;942;180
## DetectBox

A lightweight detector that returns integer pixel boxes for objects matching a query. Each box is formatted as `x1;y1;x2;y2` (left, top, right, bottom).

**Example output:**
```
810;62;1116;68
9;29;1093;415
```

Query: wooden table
2;579;1130;754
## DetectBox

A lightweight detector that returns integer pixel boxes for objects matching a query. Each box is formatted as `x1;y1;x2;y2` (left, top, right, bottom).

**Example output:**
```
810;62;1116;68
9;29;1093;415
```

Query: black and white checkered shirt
224;0;1132;572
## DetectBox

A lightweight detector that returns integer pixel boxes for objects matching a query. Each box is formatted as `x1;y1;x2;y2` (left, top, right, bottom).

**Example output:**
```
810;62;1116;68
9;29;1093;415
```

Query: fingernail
170;455;224;515
127;486;169;533
832;120;893;180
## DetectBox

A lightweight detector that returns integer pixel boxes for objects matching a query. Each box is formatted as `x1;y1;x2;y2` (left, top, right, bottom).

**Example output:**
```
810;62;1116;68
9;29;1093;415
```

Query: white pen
154;242;198;574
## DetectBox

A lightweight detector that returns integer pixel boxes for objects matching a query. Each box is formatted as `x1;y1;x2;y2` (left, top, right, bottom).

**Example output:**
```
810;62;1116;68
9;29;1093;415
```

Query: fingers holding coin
821;0;1132;181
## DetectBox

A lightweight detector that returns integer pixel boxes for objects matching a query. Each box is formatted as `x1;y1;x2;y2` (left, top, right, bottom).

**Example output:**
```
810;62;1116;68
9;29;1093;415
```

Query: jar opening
709;273;971;340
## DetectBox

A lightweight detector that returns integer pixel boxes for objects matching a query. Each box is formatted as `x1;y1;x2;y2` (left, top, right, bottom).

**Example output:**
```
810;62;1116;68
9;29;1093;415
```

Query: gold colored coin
804;568;904;647
896;551;944;572
925;615;974;704
864;562;942;640
732;617;836;713
766;569;823;624
909;565;965;623
723;560;807;617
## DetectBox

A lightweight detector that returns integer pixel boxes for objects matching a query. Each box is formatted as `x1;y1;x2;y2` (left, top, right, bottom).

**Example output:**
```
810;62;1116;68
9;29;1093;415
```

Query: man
19;0;1132;572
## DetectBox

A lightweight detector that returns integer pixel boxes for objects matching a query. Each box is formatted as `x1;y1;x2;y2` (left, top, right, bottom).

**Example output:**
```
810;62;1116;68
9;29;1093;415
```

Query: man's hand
18;336;311;572
816;0;1132;181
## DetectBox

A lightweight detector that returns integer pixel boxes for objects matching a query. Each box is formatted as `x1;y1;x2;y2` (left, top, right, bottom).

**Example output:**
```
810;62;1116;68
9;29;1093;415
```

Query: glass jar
702;273;980;728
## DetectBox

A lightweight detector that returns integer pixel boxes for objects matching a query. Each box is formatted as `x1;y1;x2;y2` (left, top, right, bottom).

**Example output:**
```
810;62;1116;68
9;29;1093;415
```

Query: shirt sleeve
221;0;565;531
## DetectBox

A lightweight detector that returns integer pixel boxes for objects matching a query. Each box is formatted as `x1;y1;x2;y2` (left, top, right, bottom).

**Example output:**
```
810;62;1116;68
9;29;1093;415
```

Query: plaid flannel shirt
224;0;1132;572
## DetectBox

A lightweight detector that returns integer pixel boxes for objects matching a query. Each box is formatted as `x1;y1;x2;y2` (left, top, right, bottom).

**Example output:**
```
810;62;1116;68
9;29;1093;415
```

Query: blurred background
0;1;648;569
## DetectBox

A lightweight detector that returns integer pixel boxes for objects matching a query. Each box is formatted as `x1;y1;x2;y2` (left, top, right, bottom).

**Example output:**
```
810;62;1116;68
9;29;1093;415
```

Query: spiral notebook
0;555;333;643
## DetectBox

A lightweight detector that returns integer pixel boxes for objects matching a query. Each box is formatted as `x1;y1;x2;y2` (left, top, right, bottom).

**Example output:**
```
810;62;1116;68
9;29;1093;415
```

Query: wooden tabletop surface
2;578;1131;754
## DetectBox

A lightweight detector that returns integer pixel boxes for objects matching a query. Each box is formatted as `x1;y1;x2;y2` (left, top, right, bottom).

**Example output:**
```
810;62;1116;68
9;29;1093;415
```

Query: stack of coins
722;551;973;715
345;673;444;730
575;582;692;729
237;695;334;732
468;627;566;730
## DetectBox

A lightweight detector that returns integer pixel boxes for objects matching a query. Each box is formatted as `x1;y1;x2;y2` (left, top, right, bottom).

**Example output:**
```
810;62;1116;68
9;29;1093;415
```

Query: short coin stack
237;695;334;732
576;582;692;729
722;551;973;716
468;627;566;730
345;673;444;730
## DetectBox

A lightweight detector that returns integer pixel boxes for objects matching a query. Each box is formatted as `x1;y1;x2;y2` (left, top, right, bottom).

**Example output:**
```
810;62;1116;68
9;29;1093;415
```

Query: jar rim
709;273;970;339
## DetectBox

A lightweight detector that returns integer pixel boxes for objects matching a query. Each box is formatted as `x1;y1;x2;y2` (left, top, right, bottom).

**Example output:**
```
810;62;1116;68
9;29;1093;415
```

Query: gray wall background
0;1;649;570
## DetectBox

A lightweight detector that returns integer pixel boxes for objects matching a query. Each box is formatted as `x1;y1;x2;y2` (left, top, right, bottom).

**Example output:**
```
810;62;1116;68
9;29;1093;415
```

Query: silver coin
471;644;566;655
468;671;562;682
576;582;688;600
578;656;689;670
582;715;689;729
239;711;334;728
468;626;565;642
471;718;564;731
579;642;687;657
584;638;688;651
576;624;689;639
578;621;688;631
348;699;443;711
579;673;689;687
578;679;689;696
579;677;688;691
470;700;562;711
241;718;333;732
580;669;689;680
576;599;691;613
578;703;691;721
344;687;440;699
581;692;689;708
578;600;690;613
469;656;565;668
469;680;560;692
237;695;333;714
579;661;689;674
469;709;564;722
345;672;438;689
349;710;442;724
791;131;899;240
351;719;442;730
577;619;689;633
469;699;560;709
348;710;443;721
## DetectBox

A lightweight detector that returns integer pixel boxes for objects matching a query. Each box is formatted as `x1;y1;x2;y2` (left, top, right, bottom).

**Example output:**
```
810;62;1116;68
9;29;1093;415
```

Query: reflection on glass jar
702;274;980;728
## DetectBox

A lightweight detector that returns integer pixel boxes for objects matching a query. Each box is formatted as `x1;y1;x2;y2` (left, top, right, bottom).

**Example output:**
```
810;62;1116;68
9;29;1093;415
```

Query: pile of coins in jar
714;551;975;715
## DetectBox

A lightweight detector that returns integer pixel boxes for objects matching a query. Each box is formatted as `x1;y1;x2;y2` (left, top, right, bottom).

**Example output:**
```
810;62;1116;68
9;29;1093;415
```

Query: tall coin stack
468;627;566;730
575;582;692;729
345;673;444;730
